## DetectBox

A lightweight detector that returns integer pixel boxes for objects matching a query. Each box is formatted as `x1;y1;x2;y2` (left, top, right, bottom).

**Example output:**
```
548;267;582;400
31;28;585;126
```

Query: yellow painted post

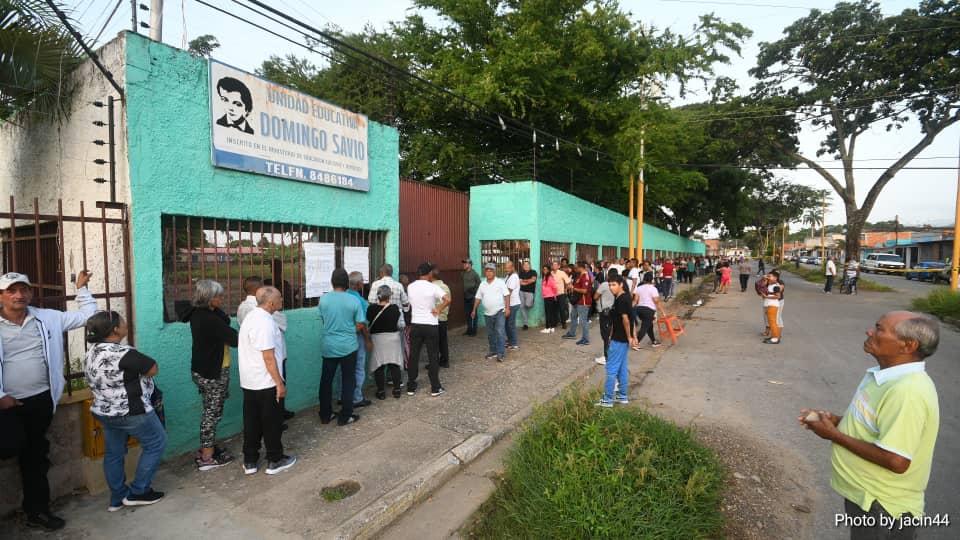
629;174;635;259
952;141;960;292
637;177;644;258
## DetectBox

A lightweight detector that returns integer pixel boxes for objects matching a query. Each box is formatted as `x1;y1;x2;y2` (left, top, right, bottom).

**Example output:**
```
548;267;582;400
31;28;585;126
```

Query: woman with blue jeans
84;311;167;511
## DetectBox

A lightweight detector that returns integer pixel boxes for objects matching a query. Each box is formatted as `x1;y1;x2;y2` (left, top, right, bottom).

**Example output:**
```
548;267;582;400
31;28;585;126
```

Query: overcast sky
73;0;958;229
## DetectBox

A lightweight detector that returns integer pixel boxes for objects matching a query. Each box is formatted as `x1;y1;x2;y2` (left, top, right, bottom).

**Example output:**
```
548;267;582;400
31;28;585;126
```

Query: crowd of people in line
0;251;945;538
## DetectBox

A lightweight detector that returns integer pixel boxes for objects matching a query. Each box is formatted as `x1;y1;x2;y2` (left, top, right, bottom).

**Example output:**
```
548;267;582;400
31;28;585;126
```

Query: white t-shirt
845;261;859;278
634;284;659;310
238;307;285;390
475;278;509;316
407;279;446;325
505;272;521;306
825;260;837;276
627;267;640;289
610;264;625;276
763;283;782;307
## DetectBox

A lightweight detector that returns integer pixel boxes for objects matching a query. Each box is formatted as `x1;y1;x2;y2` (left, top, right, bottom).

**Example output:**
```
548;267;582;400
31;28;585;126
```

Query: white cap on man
0;272;30;290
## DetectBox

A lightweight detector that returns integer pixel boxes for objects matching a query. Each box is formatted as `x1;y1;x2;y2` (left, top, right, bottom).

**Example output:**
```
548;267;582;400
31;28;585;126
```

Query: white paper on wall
303;242;335;297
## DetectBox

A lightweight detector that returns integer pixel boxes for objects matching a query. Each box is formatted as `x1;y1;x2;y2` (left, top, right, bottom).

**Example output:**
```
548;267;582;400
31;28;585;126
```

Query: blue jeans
566;304;590;341
485;310;506;358
505;303;520;346
339;335;367;404
603;341;629;402
464;297;478;334
95;411;168;507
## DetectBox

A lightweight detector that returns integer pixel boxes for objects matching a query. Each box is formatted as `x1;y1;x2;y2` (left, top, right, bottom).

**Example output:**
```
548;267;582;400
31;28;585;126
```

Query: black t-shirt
610;293;635;343
367;304;401;333
519;270;537;293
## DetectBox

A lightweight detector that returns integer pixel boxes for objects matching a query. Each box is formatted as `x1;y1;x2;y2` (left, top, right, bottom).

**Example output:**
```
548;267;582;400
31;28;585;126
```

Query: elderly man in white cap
1;271;96;530
471;263;510;362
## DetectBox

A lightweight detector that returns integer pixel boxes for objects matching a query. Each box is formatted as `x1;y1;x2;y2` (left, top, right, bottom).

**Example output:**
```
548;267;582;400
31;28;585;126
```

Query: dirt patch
692;422;817;540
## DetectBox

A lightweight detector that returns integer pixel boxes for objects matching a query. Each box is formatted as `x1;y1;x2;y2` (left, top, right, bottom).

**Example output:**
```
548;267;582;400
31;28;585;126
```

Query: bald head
256;286;282;313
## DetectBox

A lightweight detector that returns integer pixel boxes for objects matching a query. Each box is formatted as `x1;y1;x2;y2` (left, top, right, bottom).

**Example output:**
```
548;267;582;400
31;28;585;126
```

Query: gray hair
379;263;393;277
256;286;280;306
193;279;224;308
377;284;392;302
349;271;364;289
895;314;940;359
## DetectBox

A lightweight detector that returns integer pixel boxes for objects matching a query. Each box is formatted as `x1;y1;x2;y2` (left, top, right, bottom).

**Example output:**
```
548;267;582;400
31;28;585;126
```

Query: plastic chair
657;315;685;345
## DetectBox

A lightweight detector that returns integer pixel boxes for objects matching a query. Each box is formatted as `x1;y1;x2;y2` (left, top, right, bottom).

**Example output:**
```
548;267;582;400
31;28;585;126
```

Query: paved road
641;265;958;540
792;261;949;297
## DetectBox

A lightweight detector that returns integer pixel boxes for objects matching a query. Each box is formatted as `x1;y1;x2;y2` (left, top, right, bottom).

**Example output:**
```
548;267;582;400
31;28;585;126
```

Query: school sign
209;60;370;191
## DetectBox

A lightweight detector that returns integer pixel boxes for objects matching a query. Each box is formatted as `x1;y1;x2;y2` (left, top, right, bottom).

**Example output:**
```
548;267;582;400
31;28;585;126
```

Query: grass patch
911;288;960;320
467;387;725;540
783;266;895;292
674;277;708;305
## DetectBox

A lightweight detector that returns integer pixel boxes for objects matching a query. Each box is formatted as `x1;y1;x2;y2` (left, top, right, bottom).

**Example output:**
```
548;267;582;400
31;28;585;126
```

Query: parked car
905;261;948;281
799;256;810;263
808;256;822;266
862;253;905;274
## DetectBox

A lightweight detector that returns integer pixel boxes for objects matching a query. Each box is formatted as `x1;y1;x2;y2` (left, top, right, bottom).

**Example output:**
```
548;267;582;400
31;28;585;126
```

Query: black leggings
636;306;657;344
543;296;559;328
373;364;402;392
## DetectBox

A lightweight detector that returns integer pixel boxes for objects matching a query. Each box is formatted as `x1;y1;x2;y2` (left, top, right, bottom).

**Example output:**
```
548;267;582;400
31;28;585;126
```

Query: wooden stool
657;315;685;345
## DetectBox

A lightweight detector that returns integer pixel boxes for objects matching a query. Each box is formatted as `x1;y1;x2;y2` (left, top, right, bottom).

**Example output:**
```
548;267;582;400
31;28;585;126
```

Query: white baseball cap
0;272;31;291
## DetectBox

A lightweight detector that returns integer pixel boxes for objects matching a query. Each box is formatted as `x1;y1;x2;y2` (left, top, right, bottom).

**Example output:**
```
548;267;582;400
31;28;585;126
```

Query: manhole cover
321;479;361;502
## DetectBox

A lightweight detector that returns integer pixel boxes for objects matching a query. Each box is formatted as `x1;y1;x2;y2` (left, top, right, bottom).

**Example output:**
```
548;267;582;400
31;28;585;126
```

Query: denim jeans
602;341;629;402
95;411;168;507
484;310;506;358
505;303;521;346
464;296;478;334
321;351;357;423
518;291;535;326
341;333;366;403
566;304;590;341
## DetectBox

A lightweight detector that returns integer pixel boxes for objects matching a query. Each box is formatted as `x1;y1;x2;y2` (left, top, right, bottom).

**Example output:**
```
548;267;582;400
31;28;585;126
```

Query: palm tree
802;210;822;238
0;0;81;121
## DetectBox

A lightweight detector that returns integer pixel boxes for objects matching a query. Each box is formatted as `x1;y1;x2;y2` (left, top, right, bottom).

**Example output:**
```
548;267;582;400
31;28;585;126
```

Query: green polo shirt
830;362;939;518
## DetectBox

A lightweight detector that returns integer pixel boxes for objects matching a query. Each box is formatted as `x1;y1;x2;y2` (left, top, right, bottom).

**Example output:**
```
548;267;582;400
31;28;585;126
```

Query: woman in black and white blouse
84;311;167;511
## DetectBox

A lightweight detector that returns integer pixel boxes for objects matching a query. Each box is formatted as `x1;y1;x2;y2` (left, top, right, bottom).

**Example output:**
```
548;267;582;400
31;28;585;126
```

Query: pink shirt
541;274;557;298
720;266;732;280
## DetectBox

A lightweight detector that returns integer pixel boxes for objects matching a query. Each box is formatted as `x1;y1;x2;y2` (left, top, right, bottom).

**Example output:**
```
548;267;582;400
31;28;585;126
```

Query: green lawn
784;266;894;292
467;387;725;539
911;288;960;321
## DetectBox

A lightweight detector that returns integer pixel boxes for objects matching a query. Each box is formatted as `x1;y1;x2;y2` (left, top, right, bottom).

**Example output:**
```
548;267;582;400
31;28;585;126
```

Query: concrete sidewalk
0;316;669;540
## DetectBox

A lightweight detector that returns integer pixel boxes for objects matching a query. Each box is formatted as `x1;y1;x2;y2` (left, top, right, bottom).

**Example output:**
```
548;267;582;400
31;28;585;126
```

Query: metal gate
1;197;132;394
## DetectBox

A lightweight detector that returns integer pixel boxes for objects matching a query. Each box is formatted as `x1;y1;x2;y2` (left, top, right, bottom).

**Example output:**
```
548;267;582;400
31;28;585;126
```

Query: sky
69;0;959;230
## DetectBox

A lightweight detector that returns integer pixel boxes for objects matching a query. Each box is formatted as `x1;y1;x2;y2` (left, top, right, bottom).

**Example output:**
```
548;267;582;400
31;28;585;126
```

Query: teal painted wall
469;182;704;325
124;34;400;455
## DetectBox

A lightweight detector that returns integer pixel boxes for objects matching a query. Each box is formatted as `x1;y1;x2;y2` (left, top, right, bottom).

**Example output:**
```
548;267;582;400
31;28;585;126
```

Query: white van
862;252;905;274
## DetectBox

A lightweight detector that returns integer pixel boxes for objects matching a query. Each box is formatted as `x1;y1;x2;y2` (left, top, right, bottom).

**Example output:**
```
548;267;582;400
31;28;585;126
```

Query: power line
92;0;125;45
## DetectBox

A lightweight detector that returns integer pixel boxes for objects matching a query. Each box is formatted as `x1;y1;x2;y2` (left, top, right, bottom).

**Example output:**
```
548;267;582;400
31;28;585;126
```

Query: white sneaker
549;328;556;333
540;328;552;334
594;356;606;365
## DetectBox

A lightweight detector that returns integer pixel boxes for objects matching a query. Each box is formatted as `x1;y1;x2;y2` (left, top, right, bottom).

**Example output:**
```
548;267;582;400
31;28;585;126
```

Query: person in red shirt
661;259;675;299
561;261;593;345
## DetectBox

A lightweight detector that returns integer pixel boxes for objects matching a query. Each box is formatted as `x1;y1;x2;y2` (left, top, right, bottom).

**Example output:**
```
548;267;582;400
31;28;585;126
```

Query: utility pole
131;0;138;32
952;134;960;292
150;0;163;41
637;134;645;261
820;193;826;264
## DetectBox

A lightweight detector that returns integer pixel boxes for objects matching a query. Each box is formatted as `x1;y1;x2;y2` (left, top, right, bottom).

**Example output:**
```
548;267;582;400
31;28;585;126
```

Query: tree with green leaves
749;0;960;258
0;0;81;120
259;0;751;230
187;34;220;57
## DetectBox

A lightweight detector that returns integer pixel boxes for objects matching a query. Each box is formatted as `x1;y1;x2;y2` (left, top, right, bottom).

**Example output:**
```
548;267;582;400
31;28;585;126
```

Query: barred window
540;241;571;267
602;246;619;262
161;215;387;322
479;239;530;275
575;243;599;263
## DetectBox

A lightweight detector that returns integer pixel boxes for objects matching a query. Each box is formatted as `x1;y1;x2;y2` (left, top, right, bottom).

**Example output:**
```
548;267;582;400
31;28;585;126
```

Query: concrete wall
469;181;704;325
123;34;400;455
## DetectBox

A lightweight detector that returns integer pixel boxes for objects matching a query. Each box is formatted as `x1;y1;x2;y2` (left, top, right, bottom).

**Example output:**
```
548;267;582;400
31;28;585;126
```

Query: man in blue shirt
345;271;372;408
318;269;369;426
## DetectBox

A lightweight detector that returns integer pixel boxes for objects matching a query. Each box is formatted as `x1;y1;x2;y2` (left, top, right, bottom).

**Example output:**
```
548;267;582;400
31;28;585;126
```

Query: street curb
330;351;601;540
